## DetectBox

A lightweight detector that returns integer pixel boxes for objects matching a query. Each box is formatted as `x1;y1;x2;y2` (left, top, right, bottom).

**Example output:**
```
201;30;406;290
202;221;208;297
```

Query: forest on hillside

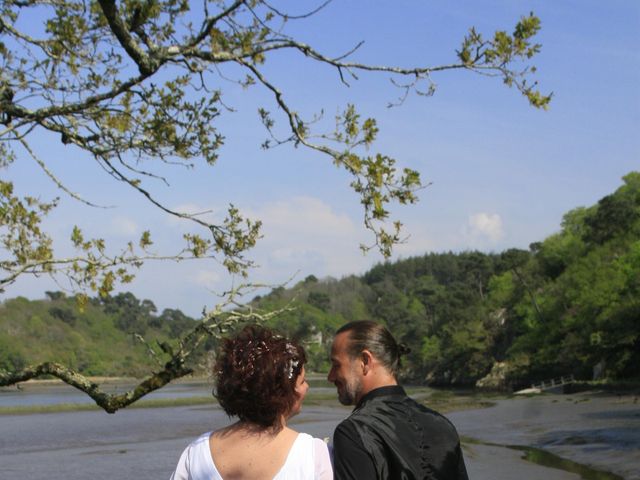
0;292;200;377
1;172;638;387
256;172;640;387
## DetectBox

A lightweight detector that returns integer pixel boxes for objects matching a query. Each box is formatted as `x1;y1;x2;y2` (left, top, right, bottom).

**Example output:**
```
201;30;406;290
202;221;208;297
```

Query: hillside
256;172;640;387
0;292;198;377
2;172;638;385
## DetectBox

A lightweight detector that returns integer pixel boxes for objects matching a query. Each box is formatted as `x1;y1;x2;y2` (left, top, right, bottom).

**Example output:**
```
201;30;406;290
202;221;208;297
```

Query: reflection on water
513;445;625;480
448;394;640;480
464;437;625;480
539;427;640;450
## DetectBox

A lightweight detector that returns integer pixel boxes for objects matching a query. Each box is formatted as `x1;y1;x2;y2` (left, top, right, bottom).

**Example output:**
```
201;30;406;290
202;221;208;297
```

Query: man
328;320;469;480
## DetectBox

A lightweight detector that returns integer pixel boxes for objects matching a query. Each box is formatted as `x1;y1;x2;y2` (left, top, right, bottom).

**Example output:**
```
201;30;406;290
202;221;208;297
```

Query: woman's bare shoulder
209;424;301;479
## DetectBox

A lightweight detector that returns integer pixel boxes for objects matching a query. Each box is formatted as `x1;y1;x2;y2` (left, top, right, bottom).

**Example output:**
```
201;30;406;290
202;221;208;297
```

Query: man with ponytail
328;320;468;480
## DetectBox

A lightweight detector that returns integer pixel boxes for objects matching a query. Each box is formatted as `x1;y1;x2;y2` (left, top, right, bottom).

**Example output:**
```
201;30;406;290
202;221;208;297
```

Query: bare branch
0;293;296;413
188;0;248;49
262;0;334;20
0;250;206;292
19;138;111;208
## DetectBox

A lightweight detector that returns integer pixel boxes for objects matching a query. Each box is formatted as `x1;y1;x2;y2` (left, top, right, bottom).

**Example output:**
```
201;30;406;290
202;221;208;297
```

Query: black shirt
333;385;469;480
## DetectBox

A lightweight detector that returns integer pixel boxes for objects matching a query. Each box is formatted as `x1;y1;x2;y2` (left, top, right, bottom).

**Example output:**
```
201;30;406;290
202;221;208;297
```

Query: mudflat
448;391;640;480
1;386;638;479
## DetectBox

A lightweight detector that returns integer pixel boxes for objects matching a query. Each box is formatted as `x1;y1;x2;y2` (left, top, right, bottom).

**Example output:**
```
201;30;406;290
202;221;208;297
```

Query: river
1;382;638;479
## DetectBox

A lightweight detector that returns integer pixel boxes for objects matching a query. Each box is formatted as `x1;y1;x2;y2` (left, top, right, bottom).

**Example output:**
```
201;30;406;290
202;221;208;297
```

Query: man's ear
361;350;374;375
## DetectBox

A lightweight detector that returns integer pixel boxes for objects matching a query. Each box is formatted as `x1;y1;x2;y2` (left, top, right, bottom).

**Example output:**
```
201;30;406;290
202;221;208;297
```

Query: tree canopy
1;0;550;295
0;1;550;411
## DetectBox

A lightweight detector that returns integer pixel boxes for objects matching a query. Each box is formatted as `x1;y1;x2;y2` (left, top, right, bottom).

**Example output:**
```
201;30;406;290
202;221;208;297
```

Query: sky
2;0;639;317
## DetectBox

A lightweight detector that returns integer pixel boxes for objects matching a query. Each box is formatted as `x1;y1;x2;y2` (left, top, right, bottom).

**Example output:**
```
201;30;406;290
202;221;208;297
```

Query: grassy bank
415;388;503;413
0;395;218;415
0;381;501;415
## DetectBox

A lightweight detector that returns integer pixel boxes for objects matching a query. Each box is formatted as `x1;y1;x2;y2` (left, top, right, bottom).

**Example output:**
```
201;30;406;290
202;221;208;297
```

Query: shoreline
0;383;491;415
6;374;639;393
447;391;640;480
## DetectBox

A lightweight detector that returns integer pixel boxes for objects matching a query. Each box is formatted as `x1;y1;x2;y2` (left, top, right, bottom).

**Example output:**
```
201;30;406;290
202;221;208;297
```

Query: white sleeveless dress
170;432;333;480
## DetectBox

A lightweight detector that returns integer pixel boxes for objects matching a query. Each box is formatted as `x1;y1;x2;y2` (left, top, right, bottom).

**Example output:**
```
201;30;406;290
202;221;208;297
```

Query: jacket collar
354;385;406;411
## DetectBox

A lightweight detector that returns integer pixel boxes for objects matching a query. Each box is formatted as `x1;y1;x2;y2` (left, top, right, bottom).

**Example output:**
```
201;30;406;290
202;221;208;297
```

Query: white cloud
111;216;139;236
246;196;370;279
391;224;438;257
468;212;504;242
253;196;355;235
192;269;221;288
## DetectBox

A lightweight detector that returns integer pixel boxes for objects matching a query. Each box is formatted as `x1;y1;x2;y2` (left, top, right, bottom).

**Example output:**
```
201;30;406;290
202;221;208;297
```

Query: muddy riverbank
1;385;637;479
448;391;640;479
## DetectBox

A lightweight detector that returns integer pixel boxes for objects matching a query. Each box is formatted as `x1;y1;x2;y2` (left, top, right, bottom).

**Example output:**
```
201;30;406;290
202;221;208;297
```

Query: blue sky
3;1;639;317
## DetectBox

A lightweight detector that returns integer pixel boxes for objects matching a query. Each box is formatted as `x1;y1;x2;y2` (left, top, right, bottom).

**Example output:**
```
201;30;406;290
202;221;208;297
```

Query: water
0;377;337;408
514;445;625;480
448;394;640;480
0;380;215;407
1;384;638;479
463;437;625;480
0;402;346;480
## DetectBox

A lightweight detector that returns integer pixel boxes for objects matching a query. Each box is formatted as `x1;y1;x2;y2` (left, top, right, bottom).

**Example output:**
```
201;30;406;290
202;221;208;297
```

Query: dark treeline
1;173;638;387
257;172;639;387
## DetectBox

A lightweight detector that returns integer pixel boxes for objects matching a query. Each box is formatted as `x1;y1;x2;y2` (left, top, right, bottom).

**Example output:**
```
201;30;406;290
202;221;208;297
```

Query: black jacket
333;385;469;480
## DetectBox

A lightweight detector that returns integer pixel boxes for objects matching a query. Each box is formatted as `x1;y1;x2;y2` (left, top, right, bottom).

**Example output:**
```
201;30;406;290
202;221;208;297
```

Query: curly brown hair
214;324;307;428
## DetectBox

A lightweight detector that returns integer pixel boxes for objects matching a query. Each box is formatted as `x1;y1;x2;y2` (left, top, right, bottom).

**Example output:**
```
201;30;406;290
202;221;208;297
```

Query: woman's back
210;425;299;479
170;428;331;480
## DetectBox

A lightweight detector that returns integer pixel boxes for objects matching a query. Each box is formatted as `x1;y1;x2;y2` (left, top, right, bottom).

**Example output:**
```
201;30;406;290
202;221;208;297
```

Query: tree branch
0;287;296;413
19;138;110;208
188;0;248;49
96;0;158;75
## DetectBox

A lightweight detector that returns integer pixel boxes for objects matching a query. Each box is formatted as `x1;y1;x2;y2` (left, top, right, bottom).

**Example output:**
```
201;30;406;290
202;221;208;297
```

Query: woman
170;325;333;479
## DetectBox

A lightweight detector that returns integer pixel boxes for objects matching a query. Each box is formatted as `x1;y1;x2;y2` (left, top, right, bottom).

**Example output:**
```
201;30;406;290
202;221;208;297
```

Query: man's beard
337;375;362;406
